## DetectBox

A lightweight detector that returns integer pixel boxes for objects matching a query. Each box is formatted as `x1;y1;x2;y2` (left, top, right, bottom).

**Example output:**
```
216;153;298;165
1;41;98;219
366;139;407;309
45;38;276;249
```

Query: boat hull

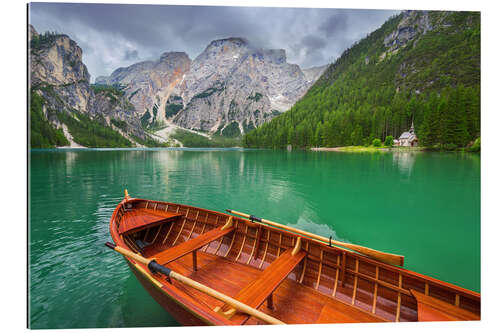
109;196;480;325
128;261;213;326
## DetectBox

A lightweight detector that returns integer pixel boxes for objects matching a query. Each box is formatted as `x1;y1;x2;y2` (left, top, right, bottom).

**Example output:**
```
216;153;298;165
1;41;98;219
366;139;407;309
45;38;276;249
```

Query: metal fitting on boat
148;260;172;283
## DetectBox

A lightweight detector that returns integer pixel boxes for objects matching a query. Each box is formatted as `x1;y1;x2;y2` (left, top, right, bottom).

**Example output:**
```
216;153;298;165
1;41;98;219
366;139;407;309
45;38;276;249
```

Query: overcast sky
29;2;400;81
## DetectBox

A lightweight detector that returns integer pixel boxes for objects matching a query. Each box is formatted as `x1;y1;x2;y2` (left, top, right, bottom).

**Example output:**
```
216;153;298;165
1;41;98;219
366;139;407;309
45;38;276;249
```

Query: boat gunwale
109;197;480;324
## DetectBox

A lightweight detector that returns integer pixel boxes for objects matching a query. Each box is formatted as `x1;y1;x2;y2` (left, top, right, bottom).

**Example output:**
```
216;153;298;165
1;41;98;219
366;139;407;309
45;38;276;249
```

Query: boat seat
119;208;183;235
410;289;480;321
219;248;306;323
153;226;236;266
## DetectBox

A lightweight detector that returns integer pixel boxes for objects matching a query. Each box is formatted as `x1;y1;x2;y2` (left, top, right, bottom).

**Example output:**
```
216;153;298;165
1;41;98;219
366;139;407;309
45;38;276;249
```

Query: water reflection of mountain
392;151;417;175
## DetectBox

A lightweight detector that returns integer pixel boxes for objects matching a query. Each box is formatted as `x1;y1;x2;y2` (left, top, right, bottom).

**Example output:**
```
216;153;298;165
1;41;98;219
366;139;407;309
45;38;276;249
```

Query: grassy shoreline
311;146;390;152
310;146;464;153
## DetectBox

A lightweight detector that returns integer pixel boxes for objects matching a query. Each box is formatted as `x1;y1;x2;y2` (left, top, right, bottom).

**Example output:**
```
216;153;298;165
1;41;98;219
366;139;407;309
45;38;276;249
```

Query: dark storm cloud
292;35;328;67
124;50;139;61
301;35;327;50
320;13;349;36
29;3;399;81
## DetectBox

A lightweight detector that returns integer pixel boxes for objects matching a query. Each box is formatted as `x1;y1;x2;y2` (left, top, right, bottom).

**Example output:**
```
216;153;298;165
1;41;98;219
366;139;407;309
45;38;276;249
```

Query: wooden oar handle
105;242;285;325
105;242;151;265
227;209;251;219
105;242;173;276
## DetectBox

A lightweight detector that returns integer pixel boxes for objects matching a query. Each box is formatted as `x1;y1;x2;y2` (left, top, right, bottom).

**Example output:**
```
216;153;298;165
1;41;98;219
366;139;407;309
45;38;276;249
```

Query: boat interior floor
145;249;386;325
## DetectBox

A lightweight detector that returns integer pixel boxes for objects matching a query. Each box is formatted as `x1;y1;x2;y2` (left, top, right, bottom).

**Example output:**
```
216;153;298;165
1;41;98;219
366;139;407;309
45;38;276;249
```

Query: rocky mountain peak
196;37;250;63
383;10;432;54
30;27;90;88
94;36;327;137
172;38;321;135
159;51;190;63
207;37;249;48
97;50;191;126
30;26;147;146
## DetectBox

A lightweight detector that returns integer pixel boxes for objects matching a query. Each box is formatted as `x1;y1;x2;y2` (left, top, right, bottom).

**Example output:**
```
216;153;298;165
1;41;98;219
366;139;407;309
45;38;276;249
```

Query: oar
226;209;404;267
104;242;285;325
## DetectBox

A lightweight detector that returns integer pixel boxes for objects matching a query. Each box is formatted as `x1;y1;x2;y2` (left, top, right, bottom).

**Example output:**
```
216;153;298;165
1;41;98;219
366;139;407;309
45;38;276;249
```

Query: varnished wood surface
118;208;182;235
411;290;480;321
110;198;481;325
221;249;306;324
149;226;235;265
164;250;385;324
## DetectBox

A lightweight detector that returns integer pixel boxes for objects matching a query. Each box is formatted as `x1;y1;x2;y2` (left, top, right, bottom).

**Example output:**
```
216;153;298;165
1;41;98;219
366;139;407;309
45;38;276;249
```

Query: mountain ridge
244;10;480;149
29;26;327;147
98;36;326;137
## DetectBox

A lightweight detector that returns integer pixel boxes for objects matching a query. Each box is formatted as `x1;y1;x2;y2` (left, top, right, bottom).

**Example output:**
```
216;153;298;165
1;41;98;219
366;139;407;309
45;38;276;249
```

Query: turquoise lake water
29;148;480;328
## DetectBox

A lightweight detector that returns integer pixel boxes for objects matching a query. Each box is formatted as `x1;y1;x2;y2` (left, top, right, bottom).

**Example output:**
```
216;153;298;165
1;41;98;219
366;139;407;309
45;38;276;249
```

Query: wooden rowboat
107;190;480;325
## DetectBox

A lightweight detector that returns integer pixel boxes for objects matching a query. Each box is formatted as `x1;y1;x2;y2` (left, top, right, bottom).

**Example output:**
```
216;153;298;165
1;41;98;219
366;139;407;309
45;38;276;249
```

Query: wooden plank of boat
410;289;480;321
119;208;182;235
315;298;386;324
218;247;306;324
152;226;236;266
